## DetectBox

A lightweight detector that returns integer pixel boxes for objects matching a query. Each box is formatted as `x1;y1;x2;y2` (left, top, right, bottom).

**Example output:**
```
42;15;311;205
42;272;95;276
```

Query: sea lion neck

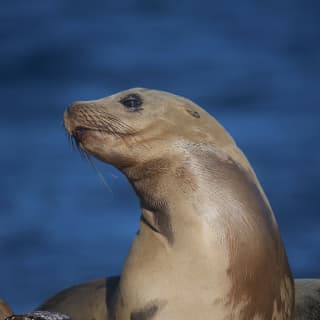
122;140;248;210
122;140;274;247
123;154;187;211
121;142;241;248
120;146;203;246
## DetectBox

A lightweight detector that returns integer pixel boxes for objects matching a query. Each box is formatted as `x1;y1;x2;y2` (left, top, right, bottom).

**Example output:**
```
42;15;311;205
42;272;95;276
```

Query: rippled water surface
1;0;319;312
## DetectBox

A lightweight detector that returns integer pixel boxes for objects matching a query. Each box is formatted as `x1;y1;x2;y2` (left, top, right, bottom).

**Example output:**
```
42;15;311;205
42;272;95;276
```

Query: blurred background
0;0;319;313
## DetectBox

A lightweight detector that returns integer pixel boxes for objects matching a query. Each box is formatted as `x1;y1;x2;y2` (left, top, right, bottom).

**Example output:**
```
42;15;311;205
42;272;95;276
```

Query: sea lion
295;279;320;320
43;88;295;319
0;300;12;319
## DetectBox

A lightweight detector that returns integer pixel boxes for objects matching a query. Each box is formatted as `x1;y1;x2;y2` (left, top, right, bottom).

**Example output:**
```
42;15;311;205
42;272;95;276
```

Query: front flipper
38;276;119;320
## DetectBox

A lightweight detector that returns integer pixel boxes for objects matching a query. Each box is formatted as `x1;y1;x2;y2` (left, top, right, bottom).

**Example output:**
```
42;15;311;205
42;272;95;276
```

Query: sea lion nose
67;101;83;115
63;108;73;133
63;101;84;133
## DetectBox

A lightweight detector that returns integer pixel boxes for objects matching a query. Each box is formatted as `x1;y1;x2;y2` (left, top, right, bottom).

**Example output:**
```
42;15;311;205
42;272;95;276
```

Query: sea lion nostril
66;101;86;118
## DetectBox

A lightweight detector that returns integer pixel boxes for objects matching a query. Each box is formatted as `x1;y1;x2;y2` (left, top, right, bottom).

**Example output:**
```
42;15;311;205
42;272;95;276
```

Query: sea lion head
64;88;237;170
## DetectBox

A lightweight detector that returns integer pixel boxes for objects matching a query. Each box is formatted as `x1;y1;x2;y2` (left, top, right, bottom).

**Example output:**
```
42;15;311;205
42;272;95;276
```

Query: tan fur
0;300;12;319
58;88;294;319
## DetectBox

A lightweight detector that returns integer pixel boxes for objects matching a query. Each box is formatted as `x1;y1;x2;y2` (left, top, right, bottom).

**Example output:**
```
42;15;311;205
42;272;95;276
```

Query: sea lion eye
120;94;143;111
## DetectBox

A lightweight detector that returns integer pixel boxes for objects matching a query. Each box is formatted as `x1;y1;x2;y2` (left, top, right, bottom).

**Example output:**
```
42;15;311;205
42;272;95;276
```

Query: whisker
105;118;140;146
109;172;119;179
109;118;136;134
84;153;114;195
64;112;143;192
65;130;113;194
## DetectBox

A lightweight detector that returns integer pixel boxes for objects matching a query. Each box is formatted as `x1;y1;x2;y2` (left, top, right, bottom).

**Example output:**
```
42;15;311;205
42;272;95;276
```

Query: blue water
1;0;319;313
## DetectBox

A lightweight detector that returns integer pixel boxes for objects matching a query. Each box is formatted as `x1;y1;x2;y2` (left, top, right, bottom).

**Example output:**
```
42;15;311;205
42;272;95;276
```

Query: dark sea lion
42;88;296;319
294;279;320;320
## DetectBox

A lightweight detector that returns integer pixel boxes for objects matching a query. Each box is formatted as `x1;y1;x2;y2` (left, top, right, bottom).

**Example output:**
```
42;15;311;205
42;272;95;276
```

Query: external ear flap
185;107;200;118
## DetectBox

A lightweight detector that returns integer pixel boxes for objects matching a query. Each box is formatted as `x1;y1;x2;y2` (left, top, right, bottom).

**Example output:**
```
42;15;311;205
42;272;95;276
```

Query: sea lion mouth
72;126;92;143
66;126;97;156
